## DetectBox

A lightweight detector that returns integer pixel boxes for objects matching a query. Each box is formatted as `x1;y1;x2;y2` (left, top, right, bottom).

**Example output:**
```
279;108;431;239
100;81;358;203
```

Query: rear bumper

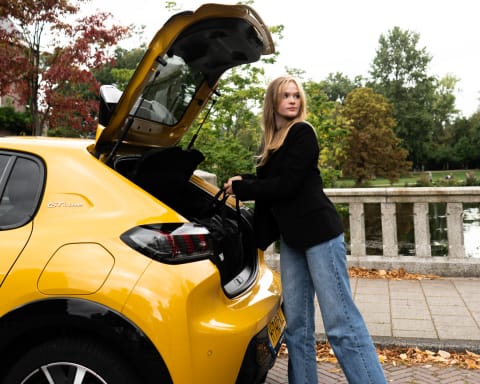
236;313;285;384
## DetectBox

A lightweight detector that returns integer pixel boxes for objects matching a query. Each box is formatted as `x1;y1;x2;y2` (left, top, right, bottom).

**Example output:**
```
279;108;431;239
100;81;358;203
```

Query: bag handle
204;188;241;223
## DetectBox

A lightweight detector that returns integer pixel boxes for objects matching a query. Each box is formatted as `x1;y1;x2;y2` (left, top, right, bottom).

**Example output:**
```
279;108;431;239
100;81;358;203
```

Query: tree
431;115;480;170
341;87;411;186
303;80;350;187
0;0;130;135
468;111;480;168
193;135;256;186
432;75;460;125
453;136;476;169
179;24;284;185
318;72;364;104
94;46;146;90
0;17;27;112
369;26;444;170
422;74;463;168
180;63;271;184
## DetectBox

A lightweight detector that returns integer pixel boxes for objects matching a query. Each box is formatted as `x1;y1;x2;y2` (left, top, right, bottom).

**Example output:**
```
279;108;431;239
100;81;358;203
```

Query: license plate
267;307;286;353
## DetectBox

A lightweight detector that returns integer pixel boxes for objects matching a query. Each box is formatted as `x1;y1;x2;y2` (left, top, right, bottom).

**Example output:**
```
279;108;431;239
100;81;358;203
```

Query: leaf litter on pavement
277;268;480;370
279;343;480;370
348;266;441;280
311;343;480;370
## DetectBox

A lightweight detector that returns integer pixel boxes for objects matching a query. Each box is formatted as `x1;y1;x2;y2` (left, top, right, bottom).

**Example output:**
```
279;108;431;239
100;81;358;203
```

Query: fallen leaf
438;350;451;359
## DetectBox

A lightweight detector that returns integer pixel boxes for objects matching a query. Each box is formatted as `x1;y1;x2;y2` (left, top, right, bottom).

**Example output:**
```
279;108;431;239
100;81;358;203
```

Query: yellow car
0;4;285;384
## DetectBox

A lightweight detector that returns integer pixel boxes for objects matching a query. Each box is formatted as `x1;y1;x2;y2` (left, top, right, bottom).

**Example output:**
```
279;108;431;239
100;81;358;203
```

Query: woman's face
276;81;301;121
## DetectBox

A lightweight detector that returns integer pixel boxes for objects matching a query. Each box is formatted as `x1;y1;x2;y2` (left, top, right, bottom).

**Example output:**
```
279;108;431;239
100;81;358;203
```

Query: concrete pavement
326;277;480;351
265;275;480;383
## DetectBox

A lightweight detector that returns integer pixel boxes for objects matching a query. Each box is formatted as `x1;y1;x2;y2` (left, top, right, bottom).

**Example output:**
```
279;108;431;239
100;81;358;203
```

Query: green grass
336;169;480;188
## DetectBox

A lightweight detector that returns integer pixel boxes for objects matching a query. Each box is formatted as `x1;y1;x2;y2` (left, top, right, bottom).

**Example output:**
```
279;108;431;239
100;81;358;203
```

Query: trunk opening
113;147;258;297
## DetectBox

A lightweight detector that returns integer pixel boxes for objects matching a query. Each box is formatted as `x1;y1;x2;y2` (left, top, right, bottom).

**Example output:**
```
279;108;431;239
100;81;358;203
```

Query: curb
316;334;480;354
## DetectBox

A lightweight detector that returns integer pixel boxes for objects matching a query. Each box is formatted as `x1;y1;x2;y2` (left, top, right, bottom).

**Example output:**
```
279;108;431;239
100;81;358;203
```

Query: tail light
121;222;213;264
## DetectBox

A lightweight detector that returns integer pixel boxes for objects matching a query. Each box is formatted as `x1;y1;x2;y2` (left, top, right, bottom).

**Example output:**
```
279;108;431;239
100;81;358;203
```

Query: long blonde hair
257;75;307;166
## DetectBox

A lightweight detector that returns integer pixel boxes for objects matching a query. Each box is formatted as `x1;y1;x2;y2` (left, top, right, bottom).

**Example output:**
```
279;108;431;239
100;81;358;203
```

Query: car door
0;152;44;286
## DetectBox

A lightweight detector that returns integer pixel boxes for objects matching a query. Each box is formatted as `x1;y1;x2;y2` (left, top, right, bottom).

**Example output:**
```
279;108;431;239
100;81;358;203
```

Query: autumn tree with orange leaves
0;0;131;136
341;87;412;186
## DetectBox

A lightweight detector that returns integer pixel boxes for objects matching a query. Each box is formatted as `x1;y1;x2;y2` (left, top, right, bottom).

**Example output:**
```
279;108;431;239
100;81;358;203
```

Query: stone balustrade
194;168;480;276
325;187;480;276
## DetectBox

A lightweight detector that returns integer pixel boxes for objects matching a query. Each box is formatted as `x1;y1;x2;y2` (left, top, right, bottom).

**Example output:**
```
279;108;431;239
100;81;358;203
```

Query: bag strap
203;188;241;224
210;188;228;211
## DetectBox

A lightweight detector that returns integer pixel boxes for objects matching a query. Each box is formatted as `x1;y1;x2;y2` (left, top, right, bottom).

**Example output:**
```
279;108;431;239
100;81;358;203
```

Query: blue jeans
280;234;387;384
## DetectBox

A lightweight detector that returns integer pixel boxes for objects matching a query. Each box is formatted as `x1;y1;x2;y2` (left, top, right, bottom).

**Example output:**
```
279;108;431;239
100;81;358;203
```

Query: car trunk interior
113;147;258;297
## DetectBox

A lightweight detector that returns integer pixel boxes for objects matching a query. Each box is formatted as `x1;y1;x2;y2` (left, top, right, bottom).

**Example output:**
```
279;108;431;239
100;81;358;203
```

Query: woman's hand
224;175;242;195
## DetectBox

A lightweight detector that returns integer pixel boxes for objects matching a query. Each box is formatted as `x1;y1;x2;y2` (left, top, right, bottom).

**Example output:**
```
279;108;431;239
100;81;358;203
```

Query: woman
224;76;386;383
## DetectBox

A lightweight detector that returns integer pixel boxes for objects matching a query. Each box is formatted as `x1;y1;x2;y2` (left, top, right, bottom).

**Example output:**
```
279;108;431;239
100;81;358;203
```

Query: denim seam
330;238;375;384
302;271;309;381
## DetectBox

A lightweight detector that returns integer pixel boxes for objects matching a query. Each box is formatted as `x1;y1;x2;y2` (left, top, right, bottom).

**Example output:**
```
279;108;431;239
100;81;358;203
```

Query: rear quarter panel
124;252;282;384
0;138;185;314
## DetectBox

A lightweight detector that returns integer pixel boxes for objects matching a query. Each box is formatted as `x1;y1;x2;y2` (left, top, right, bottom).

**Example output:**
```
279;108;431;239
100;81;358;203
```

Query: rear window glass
130;55;203;126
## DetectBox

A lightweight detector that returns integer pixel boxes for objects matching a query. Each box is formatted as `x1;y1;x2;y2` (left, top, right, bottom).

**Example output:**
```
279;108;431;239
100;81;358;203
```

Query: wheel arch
0;297;172;383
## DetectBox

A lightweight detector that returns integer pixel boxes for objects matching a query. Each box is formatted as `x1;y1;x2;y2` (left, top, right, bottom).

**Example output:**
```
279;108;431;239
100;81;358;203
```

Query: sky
83;0;480;117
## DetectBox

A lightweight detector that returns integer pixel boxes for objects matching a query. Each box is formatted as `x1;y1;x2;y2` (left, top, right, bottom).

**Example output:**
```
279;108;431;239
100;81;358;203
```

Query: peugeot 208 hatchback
0;4;285;384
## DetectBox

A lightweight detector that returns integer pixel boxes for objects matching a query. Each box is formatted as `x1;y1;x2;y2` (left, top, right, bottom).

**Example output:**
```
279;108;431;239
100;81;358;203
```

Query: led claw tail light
121;222;214;264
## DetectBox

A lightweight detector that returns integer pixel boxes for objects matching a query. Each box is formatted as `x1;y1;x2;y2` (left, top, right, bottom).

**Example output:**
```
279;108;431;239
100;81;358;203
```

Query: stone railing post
446;202;465;258
413;202;431;258
381;202;398;257
349;202;365;257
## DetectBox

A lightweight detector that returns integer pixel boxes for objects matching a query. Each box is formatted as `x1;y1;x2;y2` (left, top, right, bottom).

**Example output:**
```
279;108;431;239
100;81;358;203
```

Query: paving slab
266;276;480;383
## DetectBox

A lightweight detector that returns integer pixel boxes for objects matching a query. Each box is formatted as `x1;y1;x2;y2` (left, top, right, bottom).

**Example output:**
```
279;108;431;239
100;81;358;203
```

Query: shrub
465;171;479;186
0;106;31;135
416;172;432;187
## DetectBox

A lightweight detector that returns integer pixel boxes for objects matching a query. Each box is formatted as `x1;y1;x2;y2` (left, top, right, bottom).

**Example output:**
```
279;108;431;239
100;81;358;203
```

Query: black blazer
232;122;343;250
